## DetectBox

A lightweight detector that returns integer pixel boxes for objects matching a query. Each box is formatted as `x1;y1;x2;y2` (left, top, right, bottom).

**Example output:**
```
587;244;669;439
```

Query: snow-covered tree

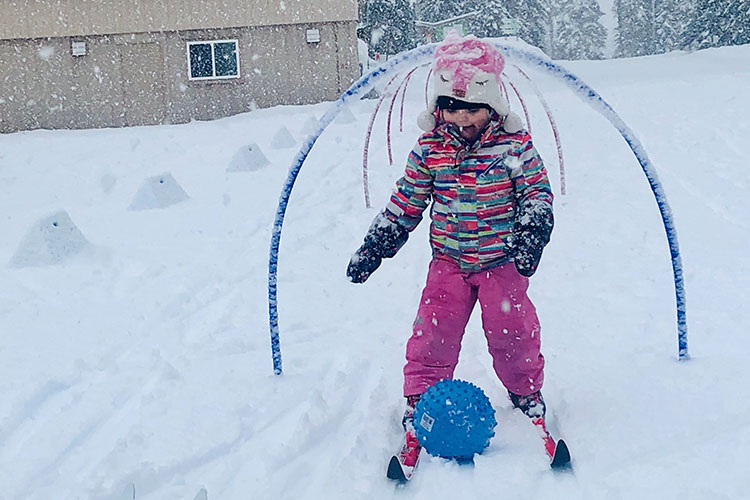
546;0;606;59
415;0;546;49
415;0;466;23
727;0;750;46
649;0;694;53
361;0;418;56
614;0;697;56
504;0;548;49
614;0;652;57
683;0;749;49
464;0;511;38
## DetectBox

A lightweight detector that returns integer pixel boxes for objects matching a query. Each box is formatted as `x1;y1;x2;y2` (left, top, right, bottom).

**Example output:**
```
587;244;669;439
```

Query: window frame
186;39;241;81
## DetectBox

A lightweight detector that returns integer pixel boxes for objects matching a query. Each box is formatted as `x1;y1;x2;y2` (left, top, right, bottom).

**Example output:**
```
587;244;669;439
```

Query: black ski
387;453;418;482
531;416;573;470
387;455;409;482
550;438;572;469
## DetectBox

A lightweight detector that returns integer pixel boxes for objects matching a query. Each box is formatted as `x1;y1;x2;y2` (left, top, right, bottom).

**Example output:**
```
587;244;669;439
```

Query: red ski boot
509;390;571;469
387;398;422;482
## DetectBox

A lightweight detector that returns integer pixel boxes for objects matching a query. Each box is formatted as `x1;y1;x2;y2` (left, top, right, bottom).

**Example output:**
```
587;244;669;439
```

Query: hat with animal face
417;32;523;133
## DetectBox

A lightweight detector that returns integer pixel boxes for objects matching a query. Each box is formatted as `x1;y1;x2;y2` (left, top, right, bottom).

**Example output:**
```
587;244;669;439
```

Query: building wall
0;21;359;133
0;0;358;39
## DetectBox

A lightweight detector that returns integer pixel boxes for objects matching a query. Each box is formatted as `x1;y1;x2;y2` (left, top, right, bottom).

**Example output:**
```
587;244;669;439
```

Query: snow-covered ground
1;43;749;500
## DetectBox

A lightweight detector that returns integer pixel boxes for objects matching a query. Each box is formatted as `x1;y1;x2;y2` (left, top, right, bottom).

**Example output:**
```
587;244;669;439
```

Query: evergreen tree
546;0;606;59
464;0;511;38
684;0;750;49
414;0;509;41
728;0;750;45
505;0;548;49
361;0;418;56
614;0;652;57
615;0;706;56
655;0;695;53
415;0;547;49
415;0;466;23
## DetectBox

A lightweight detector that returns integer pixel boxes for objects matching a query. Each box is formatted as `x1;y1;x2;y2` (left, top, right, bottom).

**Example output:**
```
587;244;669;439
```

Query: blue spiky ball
413;379;497;460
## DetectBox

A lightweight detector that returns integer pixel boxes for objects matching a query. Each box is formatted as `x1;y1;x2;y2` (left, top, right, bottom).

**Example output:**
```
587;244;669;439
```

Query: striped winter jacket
385;119;553;272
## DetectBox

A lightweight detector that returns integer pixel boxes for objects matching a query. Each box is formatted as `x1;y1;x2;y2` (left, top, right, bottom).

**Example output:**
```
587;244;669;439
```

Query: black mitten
347;243;383;283
510;203;554;277
347;212;409;283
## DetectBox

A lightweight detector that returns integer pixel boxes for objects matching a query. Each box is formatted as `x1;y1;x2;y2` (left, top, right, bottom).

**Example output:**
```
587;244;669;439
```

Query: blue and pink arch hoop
267;41;689;375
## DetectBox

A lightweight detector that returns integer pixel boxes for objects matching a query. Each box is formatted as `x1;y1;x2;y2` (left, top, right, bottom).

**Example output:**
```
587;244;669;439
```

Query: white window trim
187;39;241;81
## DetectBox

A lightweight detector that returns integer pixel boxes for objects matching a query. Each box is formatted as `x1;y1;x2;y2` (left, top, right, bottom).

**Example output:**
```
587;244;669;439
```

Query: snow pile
334;106;357;125
100;173;117;194
270;126;296;149
9;210;90;267
128;173;189;210
301;115;321;136
226;143;271;172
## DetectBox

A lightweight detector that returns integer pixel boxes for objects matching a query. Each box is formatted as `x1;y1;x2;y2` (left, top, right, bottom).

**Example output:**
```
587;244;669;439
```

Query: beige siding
0;37;128;130
0;21;359;133
121;43;166;125
0;0;358;40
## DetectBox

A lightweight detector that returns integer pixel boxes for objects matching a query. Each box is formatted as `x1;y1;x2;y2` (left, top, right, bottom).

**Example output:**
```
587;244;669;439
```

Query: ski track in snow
1;43;749;500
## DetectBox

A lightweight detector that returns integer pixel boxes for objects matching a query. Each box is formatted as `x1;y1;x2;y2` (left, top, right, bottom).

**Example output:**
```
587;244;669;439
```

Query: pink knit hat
418;32;523;133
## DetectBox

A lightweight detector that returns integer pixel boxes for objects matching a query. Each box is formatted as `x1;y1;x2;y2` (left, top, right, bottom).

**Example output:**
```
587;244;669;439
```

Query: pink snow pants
403;257;544;397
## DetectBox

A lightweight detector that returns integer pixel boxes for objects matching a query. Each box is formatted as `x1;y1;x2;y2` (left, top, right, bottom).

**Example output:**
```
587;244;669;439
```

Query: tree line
616;0;749;56
358;0;749;60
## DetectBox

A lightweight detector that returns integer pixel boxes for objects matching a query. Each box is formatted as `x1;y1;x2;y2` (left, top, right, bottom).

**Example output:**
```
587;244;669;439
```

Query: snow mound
270;126;296;149
100;173;117;194
226;143;271;172
301;115;321;136
128;173;189;210
334;106;357;125
9;210;90;267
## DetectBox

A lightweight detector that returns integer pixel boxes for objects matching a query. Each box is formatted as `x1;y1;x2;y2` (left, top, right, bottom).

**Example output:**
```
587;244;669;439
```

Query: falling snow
500;299;511;313
37;46;55;61
0;37;748;500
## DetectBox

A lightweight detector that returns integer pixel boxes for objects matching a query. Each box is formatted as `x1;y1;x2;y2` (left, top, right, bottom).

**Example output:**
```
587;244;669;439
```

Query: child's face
440;107;491;142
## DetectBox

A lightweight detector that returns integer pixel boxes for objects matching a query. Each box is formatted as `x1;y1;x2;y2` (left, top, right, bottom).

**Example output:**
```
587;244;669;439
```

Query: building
0;0;359;133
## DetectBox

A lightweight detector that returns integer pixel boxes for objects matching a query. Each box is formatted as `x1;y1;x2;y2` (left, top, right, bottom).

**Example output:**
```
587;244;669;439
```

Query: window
187;40;240;80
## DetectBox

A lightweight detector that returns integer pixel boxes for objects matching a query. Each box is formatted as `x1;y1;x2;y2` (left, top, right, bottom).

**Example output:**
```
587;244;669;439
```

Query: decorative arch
267;42;688;375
